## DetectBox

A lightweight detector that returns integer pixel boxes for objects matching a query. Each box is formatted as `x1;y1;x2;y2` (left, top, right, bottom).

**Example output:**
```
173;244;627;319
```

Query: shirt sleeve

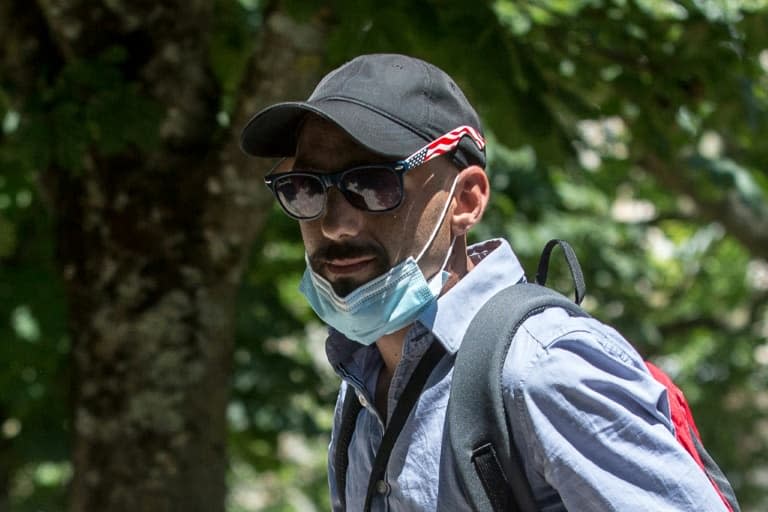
503;307;729;512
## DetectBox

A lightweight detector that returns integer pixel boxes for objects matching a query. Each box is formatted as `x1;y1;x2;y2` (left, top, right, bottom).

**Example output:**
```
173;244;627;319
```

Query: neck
372;242;473;420
376;326;409;375
375;239;473;374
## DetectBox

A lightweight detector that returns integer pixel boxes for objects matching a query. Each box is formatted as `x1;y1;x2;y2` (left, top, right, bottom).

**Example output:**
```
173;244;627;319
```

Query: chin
331;277;368;297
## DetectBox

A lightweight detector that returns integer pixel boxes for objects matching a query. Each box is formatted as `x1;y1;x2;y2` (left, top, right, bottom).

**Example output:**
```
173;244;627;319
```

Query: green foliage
689;155;765;207
14;47;162;173
210;0;262;117
0;153;70;511
224;204;339;509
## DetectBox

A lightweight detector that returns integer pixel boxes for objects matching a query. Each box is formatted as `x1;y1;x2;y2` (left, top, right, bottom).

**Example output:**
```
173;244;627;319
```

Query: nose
320;187;365;240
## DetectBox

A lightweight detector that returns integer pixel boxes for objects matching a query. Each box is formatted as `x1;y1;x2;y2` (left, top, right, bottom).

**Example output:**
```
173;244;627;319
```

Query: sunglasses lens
340;167;402;212
273;174;325;219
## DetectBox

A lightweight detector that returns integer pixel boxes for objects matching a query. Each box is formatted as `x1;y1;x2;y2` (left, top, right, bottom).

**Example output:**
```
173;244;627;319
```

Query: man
240;54;728;511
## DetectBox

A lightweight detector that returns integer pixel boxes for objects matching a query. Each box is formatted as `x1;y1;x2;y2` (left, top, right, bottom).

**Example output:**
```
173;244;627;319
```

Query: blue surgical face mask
299;177;459;345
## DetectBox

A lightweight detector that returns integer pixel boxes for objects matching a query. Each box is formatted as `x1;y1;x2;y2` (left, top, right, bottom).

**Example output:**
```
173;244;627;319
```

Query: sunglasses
263;125;485;220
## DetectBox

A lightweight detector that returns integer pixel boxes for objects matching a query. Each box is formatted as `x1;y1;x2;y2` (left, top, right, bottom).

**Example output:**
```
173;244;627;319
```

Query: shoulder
503;306;649;387
503;307;667;415
501;306;673;455
497;307;732;511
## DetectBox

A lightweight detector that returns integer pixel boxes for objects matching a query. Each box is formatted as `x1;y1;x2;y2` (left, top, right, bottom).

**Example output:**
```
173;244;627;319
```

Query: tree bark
3;1;329;510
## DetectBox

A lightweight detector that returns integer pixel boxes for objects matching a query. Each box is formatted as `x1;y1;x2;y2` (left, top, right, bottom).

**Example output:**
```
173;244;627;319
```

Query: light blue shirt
325;239;728;511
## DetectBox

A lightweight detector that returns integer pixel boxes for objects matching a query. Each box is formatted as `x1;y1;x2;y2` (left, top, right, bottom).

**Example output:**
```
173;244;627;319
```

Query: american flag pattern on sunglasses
401;125;486;170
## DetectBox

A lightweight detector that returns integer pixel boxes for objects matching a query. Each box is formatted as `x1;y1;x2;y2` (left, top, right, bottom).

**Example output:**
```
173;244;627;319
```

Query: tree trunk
1;1;329;510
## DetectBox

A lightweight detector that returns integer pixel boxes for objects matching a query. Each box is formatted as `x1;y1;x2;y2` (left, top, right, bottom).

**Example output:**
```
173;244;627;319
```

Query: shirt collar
324;238;525;369
417;238;525;353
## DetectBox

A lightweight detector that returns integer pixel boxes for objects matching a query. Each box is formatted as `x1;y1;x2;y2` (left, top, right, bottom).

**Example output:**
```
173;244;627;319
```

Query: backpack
446;239;741;512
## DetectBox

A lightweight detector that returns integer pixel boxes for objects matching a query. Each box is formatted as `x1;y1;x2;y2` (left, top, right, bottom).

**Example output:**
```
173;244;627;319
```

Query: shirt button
357;393;368;408
376;480;389;494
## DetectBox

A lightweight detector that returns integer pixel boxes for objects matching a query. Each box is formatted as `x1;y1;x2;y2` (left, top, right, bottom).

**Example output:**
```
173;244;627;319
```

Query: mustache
309;241;389;266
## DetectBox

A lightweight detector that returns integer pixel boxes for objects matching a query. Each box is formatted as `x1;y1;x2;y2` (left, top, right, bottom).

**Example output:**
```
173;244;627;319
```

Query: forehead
294;115;387;170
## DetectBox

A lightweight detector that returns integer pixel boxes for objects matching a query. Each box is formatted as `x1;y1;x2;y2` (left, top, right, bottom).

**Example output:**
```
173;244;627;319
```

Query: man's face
294;116;458;296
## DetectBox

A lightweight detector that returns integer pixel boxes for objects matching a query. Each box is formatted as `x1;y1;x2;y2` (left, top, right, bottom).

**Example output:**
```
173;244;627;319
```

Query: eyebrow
294;152;392;170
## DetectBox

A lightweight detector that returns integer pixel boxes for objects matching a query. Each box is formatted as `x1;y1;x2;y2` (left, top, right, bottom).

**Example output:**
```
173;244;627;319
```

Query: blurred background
1;0;767;510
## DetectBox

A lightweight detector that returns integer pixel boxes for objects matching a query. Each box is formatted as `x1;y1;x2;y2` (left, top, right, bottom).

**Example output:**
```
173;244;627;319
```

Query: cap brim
239;99;429;162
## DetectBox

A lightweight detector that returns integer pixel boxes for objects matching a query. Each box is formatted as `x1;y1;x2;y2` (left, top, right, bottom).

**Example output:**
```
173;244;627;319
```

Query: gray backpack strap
446;283;588;512
535;239;586;305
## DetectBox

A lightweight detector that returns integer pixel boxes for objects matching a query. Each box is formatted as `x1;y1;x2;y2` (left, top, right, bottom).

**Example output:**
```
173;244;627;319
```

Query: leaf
689;155;766;208
0;213;16;258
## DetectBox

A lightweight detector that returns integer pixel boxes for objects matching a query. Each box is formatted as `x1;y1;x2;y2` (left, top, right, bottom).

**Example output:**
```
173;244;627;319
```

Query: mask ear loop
415;174;460;265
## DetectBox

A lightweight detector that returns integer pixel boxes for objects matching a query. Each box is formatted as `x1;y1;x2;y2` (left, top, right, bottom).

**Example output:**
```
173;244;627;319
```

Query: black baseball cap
239;53;485;168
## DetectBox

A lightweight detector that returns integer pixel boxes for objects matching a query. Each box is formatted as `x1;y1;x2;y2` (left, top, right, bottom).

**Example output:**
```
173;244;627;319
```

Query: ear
450;165;490;237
